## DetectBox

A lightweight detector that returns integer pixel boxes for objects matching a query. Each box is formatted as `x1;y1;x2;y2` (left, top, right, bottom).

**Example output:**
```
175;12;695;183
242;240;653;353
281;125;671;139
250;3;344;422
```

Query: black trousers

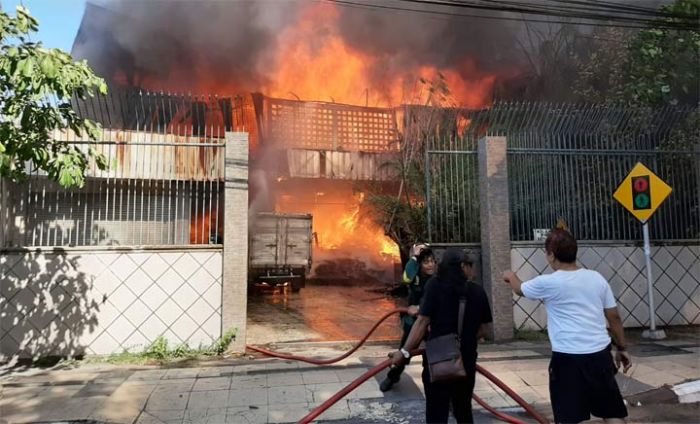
422;362;476;424
549;346;628;423
386;323;412;382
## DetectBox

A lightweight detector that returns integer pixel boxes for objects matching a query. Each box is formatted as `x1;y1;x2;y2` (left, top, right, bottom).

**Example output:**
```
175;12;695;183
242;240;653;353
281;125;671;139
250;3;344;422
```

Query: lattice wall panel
1;249;222;358
264;97;399;153
511;244;700;331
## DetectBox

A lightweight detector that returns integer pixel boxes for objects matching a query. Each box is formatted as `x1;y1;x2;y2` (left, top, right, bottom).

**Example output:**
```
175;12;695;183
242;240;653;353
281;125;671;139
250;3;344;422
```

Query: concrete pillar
478;136;513;341
222;132;249;353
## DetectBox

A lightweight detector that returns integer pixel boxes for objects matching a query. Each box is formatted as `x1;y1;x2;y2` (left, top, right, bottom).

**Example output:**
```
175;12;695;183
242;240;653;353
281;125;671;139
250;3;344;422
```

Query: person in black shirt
390;248;493;424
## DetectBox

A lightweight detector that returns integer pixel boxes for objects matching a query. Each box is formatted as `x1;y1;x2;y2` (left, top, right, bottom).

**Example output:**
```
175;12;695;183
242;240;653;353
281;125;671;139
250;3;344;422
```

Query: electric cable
324;0;699;31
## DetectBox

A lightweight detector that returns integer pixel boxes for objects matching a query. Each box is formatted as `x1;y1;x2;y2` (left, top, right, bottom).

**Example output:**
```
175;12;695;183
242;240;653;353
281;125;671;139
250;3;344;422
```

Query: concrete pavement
1;338;699;424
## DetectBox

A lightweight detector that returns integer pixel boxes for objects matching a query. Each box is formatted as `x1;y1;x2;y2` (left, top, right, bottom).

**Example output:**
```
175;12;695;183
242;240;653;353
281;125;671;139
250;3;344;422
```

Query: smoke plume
73;0;527;105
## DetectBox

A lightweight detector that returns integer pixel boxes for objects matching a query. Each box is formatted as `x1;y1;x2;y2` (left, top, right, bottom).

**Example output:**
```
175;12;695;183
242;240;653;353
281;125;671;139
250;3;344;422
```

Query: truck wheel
291;275;305;292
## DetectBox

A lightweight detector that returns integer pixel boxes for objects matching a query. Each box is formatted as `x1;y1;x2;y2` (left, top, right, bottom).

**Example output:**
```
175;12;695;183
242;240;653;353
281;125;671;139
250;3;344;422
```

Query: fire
339;205;360;234
380;236;400;258
274;180;400;281
108;2;499;112
262;2;496;108
312;191;398;261
95;1;505;110
457;116;472;138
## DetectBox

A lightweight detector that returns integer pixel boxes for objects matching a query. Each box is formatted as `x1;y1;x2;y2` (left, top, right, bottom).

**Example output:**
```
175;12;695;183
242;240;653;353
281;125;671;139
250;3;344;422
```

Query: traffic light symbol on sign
613;162;672;223
632;175;651;210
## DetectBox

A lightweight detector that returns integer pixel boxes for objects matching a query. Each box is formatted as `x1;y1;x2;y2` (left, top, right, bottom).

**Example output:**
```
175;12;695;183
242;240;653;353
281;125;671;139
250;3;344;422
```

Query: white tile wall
1;249;223;358
511;244;700;330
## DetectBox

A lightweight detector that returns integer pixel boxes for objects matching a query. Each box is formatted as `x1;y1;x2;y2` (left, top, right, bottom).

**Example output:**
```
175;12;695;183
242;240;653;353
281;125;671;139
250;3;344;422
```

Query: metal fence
1;91;227;248
425;102;700;243
509;150;699;241
425;136;479;243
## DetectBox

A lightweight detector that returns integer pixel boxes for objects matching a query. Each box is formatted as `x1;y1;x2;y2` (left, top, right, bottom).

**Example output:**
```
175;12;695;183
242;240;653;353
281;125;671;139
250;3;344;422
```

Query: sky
2;0;87;52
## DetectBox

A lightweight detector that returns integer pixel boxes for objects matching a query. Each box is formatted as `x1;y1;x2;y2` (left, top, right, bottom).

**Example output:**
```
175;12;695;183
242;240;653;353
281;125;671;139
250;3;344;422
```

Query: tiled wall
512;243;700;330
1;248;222;358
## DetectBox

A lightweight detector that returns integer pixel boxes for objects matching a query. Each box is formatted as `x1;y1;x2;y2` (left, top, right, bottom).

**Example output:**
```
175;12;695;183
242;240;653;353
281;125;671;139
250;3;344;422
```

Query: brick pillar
478;136;513;341
223;132;249;353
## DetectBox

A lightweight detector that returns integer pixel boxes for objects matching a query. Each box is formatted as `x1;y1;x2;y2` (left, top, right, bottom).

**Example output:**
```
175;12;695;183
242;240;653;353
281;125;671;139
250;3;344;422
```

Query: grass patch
87;328;237;365
515;328;549;342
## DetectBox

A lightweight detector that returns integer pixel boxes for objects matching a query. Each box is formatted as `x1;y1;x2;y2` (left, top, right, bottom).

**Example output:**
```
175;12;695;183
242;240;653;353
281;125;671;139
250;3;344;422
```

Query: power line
394;0;699;29
325;0;699;31
540;0;695;19
476;0;688;18
423;0;694;18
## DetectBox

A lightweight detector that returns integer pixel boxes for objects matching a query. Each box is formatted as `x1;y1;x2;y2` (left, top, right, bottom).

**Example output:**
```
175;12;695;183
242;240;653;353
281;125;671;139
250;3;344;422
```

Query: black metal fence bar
424;102;699;243
425;135;479;243
3;90;229;248
508;151;700;241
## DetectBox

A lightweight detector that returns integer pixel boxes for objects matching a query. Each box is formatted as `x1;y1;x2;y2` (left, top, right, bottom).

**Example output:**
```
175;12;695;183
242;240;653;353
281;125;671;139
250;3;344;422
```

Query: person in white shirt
502;228;632;424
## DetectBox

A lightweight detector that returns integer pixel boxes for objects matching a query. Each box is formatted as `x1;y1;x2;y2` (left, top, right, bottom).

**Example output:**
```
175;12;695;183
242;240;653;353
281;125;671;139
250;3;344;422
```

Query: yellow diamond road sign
613;162;672;223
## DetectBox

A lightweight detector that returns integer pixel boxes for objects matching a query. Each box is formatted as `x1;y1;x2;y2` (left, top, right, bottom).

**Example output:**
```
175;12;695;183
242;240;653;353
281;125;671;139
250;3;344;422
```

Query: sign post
613;162;672;340
641;223;657;334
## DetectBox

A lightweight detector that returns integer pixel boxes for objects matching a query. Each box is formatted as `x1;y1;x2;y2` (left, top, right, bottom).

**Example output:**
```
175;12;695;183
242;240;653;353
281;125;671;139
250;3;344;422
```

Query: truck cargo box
249;212;313;291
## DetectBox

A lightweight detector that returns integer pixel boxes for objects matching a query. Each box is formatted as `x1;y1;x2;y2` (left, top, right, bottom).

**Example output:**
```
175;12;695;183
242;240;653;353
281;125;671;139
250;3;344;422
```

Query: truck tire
291;274;305;292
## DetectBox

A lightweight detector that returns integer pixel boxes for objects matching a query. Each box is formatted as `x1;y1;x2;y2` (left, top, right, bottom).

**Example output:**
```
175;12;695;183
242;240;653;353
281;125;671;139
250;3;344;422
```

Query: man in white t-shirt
503;229;632;424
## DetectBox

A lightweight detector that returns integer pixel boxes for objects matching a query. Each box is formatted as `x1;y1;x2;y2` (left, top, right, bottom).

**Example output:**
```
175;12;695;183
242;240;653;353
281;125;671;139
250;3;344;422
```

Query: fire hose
247;308;549;424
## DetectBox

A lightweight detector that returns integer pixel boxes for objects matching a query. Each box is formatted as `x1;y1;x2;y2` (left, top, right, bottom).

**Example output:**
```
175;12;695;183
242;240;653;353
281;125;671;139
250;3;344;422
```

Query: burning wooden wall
261;97;399;152
51;128;224;182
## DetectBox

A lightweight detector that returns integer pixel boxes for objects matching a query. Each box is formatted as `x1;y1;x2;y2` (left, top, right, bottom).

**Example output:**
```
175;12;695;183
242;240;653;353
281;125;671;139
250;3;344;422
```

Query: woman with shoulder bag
390;248;493;424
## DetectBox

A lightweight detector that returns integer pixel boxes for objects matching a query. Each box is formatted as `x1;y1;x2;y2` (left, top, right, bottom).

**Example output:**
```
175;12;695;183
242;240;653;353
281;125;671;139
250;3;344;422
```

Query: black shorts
549;345;628;423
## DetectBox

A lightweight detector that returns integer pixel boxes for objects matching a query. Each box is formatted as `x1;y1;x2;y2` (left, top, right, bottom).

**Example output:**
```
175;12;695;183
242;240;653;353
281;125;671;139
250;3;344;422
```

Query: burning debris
273;180;401;283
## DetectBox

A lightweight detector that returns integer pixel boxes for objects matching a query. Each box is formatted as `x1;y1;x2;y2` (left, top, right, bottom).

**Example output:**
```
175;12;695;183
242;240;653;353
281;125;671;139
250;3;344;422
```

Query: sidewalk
1;338;698;424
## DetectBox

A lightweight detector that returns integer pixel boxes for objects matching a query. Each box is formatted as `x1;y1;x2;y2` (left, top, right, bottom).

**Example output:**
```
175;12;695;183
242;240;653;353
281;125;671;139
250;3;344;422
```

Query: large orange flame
262;2;495;108
274;180;400;281
126;2;497;109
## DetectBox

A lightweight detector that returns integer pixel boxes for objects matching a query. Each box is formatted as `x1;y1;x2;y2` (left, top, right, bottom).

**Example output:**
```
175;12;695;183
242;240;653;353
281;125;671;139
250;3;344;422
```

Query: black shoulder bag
425;297;467;383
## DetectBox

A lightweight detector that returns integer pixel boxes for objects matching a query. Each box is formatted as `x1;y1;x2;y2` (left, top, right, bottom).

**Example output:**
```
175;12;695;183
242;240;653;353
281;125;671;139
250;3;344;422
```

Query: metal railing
424;102;699;243
2;91;227;248
508;149;699;241
425;137;479;243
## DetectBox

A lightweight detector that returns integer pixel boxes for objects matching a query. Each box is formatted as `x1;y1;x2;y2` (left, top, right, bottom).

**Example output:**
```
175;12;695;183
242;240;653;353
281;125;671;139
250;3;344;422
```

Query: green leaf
0;6;106;186
58;169;74;187
39;56;56;78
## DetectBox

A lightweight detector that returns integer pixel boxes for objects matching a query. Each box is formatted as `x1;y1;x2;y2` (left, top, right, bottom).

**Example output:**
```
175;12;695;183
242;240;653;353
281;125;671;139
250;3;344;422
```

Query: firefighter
380;243;436;392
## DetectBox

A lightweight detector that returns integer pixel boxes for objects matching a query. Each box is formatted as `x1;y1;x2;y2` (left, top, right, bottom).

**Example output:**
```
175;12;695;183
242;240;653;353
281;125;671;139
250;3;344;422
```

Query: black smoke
72;0;524;97
72;0;669;102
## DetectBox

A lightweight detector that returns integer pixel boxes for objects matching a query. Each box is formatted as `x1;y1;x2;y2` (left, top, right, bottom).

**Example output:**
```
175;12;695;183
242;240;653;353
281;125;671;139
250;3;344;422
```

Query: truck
248;212;313;292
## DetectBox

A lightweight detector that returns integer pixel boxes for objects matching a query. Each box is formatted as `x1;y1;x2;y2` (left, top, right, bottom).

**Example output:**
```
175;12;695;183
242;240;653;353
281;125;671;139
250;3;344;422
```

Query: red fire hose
247;308;403;365
247;308;549;424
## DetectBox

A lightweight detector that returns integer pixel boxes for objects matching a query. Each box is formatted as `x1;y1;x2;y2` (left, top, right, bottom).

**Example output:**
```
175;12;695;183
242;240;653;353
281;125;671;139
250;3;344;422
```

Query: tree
0;6;108;188
515;22;583;102
366;74;468;263
624;0;699;106
574;0;699;107
572;27;631;104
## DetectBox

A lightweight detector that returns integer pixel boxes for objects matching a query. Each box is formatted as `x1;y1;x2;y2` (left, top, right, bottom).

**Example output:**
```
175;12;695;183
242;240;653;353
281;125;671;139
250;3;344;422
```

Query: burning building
72;1;520;106
70;0;525;282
